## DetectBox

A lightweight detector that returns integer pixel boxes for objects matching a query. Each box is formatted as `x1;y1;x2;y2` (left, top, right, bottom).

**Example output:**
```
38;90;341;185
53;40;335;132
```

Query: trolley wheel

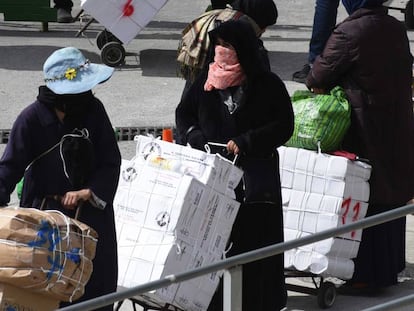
101;42;126;67
96;30;122;50
405;0;414;29
317;281;336;309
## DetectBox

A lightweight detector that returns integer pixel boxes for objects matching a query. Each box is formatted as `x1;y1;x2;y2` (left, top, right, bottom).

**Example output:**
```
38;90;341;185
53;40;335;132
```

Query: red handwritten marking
352;202;360;222
341;197;359;238
341;197;351;224
350;202;361;238
123;0;134;17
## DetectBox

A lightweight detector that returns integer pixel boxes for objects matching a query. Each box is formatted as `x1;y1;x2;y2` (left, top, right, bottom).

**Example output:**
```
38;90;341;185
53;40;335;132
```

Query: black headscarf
231;0;278;29
37;85;94;129
208;19;267;78
37;85;95;189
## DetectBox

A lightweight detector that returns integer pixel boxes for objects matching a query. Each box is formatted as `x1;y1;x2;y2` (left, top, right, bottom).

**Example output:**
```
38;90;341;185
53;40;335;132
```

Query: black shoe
292;63;311;84
57;8;74;23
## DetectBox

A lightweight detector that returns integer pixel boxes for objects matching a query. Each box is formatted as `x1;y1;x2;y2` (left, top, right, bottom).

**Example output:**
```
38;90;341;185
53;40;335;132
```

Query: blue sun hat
43;47;114;95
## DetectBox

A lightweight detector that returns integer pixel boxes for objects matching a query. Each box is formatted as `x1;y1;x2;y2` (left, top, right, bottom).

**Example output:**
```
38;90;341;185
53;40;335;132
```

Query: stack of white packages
133;135;243;199
278;146;372;280
113;136;243;311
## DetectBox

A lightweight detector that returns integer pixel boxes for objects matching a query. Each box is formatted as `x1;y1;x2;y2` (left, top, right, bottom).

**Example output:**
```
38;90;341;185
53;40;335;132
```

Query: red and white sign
81;0;168;44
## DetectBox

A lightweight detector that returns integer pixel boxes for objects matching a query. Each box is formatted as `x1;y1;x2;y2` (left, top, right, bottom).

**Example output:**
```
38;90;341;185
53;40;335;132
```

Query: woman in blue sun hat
0;47;121;310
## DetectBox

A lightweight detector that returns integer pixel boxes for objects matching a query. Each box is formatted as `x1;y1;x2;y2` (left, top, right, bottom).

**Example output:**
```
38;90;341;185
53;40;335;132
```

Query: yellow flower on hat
65;67;77;80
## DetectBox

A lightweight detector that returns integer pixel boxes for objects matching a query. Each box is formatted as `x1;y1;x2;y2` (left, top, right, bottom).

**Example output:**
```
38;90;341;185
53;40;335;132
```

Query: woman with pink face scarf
176;20;294;311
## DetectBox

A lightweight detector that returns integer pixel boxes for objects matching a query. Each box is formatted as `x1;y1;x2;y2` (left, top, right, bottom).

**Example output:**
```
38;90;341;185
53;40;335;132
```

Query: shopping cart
75;0;169;67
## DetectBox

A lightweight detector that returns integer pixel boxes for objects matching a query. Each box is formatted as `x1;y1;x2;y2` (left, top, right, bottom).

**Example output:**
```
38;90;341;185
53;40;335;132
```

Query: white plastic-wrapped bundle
279;146;372;279
0;207;97;302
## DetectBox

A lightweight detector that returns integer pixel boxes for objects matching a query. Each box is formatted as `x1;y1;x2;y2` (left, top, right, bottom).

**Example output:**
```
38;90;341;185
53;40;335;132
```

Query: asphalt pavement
1;0;414;310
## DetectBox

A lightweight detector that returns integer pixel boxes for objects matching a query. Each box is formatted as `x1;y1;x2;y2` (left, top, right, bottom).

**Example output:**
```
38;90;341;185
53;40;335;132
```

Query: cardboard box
0;283;60;311
133;135;243;197
81;0;168;44
114;160;240;310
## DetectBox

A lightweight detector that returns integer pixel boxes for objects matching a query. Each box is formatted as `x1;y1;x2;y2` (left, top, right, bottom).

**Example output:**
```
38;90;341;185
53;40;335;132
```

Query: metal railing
57;203;414;311
363;294;414;311
0;127;178;144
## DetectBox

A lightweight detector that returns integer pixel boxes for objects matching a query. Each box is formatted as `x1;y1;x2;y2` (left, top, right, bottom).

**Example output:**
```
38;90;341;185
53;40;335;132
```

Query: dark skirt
350;203;406;287
208;202;287;311
58;204;118;311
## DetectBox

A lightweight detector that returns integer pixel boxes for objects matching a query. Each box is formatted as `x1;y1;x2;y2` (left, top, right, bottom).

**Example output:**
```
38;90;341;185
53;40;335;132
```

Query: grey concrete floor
2;0;414;310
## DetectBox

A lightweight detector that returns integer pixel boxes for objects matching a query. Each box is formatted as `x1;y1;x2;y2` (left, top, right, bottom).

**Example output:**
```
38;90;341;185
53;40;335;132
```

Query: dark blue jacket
0;95;121;307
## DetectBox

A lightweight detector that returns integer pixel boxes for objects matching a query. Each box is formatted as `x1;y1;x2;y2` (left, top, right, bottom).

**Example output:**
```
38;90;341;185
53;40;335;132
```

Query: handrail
58;203;414;311
362;293;414;311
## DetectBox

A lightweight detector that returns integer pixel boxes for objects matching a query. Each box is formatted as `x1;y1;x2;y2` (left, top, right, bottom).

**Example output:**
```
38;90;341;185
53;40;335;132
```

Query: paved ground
1;0;414;310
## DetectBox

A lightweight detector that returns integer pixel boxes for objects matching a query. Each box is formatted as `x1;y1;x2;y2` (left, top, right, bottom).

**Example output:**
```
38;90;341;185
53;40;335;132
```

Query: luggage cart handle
204;142;239;165
74;10;97;38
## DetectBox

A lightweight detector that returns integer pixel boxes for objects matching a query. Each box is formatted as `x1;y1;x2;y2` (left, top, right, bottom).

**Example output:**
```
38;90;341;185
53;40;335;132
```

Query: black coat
176;70;294;158
176;20;294;203
306;7;414;205
0;92;121;309
176;20;293;310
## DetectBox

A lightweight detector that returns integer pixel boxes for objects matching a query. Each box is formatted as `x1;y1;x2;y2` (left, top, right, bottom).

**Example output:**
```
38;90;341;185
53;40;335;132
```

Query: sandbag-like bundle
0;207;98;302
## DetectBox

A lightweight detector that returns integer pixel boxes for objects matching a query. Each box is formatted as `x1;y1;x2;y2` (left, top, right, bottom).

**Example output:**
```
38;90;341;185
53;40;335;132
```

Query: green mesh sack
285;86;351;152
16;177;24;200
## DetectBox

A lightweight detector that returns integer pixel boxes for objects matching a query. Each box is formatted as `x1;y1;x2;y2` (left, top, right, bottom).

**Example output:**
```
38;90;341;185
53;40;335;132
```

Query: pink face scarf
204;45;246;91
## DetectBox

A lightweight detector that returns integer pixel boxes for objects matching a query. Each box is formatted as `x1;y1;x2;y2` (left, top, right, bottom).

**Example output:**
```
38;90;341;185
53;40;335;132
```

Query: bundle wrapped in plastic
0;207;98;302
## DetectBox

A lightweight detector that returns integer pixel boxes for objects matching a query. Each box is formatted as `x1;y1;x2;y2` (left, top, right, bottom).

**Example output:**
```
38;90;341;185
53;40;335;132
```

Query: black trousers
350;203;406;287
207;202;287;311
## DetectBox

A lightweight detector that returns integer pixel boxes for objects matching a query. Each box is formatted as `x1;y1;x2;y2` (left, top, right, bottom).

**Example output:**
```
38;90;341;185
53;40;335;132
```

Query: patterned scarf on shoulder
177;7;260;82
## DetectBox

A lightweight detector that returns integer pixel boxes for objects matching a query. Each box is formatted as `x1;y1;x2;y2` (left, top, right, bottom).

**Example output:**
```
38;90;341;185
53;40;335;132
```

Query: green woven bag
285;86;351;152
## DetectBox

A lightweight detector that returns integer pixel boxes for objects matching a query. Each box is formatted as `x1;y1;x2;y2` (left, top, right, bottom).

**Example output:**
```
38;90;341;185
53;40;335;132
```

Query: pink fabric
204;45;246;91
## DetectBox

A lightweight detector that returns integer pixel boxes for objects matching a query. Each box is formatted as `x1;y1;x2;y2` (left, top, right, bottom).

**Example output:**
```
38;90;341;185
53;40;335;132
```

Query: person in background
55;0;74;23
306;0;414;294
292;0;340;83
176;19;294;310
216;0;279;71
0;47;121;310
